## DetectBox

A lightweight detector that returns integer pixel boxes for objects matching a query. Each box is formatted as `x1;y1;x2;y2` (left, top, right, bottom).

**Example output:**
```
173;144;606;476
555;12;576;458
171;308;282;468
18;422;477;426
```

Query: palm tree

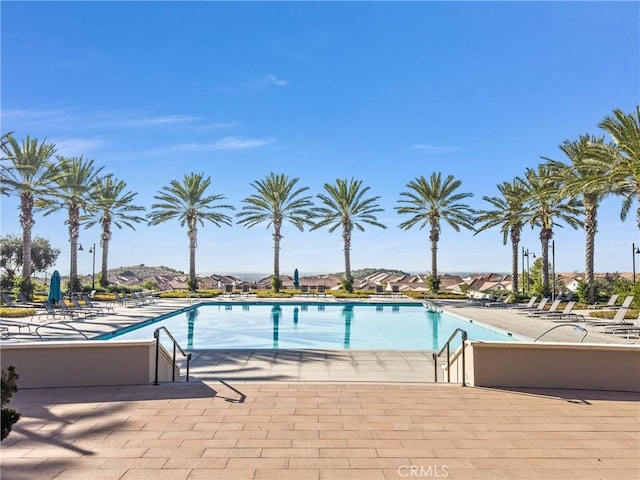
596;106;640;229
475;179;528;295
395;173;475;292
148;172;234;291
237;173;313;292
83;175;146;288
311;178;386;292
520;163;583;297
0;135;57;297
40;156;104;295
544;134;613;304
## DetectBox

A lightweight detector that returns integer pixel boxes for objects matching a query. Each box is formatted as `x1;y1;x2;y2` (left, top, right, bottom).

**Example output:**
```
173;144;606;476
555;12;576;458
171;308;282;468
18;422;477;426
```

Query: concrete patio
1;297;638;479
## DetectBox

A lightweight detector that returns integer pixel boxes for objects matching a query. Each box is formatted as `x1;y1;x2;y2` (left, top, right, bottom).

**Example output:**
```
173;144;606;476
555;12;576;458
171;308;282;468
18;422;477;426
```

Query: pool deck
1;297;639;479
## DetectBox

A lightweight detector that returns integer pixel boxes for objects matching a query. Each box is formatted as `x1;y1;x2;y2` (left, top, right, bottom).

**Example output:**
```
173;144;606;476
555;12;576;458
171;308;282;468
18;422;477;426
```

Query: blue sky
2;1;639;279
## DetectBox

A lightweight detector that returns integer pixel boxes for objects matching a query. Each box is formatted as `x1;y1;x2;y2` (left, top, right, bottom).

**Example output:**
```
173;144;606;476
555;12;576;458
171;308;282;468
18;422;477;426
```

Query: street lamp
552;240;556;301
78;243;96;291
523;248;535;295
633;243;640;283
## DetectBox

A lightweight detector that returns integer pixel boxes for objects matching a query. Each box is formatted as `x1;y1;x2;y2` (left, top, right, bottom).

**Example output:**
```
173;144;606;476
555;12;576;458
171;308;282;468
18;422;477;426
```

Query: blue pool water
99;303;521;350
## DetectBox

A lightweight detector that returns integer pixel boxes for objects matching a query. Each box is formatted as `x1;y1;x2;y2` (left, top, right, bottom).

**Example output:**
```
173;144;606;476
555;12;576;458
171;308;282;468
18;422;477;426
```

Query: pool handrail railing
433;328;468;386
154;326;191;385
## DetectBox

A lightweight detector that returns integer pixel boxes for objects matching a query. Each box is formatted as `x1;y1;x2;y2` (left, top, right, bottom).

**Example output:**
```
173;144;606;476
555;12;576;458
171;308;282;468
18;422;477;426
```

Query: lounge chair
241;284;251;297
37;301;79;321
59;299;89;318
485;294;513;308
70;296;105;316
468;292;493;305
17;292;41;307
509;296;538;311
140;291;160;303
113;291;138;307
300;285;310;296
588;294;619;310
527;299;561;316
81;293;114;313
540;301;581;320
516;297;549;315
317;285;327;297
603;313;640;337
613;295;634;310
587;307;634;329
1;292;33;309
130;292;150;305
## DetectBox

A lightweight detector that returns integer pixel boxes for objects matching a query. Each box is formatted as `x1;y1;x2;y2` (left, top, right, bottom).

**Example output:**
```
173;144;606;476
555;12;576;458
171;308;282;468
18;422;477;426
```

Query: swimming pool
99;303;521;350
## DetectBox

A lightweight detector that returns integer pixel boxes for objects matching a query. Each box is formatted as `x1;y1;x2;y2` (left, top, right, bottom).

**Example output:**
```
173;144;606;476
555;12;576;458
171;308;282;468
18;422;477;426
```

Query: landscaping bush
330;290;370;299
0;307;36;318
1;366;21;441
256;290;293;298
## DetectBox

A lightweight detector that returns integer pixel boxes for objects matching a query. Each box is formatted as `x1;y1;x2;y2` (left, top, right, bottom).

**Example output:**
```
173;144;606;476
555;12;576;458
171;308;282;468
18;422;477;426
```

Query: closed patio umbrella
293;269;299;289
48;270;62;304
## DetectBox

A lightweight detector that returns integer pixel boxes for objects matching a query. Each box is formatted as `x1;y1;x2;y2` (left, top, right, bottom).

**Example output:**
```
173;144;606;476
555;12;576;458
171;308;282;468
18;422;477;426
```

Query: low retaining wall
460;341;640;392
0;340;181;388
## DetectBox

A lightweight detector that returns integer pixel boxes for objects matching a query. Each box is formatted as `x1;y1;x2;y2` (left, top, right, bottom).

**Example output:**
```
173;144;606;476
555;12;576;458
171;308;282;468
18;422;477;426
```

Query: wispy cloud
208;136;274;150
413;144;460;153
50;137;106;156
262;74;288;87
2;107;74;131
197;120;241;131
163;136;275;154
243;74;289;91
115;114;201;127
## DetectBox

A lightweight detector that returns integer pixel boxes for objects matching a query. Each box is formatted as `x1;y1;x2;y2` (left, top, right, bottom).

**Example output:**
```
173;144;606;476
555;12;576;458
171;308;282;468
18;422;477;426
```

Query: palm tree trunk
540;228;552;297
273;223;282;292
20;192;34;298
101;237;109;288
510;228;520;294
100;217;112;288
69;204;81;296
584;205;597;305
188;226;197;291
429;224;440;291
343;227;352;292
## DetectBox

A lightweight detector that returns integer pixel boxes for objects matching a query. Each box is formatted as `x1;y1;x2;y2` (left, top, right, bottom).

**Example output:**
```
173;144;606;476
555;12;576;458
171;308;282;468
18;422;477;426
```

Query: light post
78;243;96;291
521;247;525;295
633;243;640;283
523;248;535;295
552;240;556;301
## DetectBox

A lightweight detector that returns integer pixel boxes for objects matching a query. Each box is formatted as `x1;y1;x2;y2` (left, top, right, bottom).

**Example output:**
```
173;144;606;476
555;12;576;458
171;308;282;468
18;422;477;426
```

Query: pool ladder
433;328;468;386
153;326;192;385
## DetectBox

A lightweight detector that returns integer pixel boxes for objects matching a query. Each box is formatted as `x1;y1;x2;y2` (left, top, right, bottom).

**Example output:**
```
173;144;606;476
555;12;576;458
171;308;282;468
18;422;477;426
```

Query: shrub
331;291;369;299
271;276;283;293
340;277;354;293
1;366;21;441
0;307;36;318
256;290;293;298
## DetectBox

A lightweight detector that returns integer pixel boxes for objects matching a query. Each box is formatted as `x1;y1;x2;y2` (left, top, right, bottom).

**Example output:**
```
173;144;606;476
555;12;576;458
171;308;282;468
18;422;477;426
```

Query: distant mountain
109;264;185;279
346;268;411;280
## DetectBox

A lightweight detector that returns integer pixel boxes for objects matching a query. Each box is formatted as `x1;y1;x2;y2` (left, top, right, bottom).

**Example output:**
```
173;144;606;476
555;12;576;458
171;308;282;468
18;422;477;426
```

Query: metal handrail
433;328;468;386
153;327;191;385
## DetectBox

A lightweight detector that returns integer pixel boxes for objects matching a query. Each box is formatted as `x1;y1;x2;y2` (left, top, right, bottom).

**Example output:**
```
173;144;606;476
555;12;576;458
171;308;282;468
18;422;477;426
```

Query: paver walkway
2;297;638;479
2;382;638;480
